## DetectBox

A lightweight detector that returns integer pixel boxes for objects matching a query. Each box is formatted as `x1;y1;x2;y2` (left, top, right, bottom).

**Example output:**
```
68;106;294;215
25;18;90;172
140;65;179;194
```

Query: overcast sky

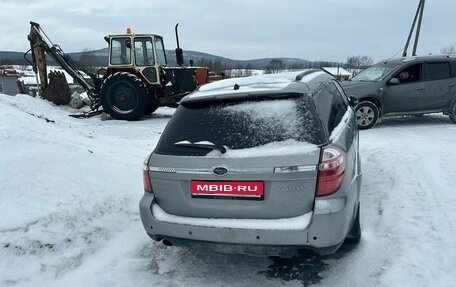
2;0;456;63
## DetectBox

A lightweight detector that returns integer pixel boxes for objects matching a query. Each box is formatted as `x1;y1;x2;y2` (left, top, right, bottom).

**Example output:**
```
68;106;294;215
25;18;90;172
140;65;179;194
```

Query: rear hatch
149;94;327;219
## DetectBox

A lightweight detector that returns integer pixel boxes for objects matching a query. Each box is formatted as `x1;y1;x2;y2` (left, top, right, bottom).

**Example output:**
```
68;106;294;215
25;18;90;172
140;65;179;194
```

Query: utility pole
402;0;425;57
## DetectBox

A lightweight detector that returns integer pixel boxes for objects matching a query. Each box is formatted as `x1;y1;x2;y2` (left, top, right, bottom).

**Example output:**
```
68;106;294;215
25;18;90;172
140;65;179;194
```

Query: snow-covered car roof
180;70;333;104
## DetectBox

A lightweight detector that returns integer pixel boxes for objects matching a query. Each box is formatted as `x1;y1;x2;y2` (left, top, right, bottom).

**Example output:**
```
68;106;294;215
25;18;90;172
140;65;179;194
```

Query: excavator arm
28;23;48;95
27;22;102;109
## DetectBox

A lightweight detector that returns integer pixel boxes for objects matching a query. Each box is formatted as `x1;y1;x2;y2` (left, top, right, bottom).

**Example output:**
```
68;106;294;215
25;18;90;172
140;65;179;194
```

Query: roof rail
295;69;320;81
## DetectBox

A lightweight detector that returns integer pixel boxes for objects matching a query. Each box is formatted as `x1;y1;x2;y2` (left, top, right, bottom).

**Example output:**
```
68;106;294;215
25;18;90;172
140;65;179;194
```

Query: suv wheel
449;104;456;124
355;101;379;130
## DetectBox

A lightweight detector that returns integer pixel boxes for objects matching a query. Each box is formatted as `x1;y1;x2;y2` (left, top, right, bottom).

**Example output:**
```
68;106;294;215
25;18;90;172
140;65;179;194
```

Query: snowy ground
1;94;455;287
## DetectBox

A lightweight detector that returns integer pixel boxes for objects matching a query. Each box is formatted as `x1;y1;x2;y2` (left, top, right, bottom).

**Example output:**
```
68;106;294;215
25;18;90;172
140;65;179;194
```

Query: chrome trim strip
274;165;317;173
149;167;274;174
176;167;273;174
297;165;317;172
149;167;176;173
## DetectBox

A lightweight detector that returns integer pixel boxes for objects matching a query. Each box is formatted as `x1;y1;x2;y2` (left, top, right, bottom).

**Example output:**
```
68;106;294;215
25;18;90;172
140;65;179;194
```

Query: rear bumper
139;191;356;256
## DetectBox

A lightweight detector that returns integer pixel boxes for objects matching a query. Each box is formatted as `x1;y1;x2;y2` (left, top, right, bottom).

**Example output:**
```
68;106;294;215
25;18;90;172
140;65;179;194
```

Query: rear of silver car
140;76;361;257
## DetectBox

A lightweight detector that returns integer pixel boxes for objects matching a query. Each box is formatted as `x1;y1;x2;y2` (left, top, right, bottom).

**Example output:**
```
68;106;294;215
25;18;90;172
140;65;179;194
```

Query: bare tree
79;48;96;73
313;60;336;69
244;63;253;77
288;62;309;71
441;43;456;54
264;59;285;74
212;59;227;75
346;55;374;73
234;63;244;78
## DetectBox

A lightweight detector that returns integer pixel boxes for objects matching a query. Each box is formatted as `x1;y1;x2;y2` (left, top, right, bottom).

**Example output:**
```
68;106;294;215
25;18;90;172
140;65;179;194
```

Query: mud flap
42;71;71;105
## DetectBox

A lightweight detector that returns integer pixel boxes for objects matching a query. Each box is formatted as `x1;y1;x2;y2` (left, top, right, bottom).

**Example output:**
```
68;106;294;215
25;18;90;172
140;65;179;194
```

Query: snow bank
1;93;456;287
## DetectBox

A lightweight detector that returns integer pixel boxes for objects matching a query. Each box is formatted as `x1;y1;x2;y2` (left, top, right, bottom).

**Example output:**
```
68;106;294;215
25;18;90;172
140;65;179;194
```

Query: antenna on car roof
383;47;405;64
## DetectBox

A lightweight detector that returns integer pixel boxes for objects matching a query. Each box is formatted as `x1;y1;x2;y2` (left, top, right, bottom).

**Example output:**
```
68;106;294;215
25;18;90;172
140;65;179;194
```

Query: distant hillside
0;51;29;65
1;48;312;70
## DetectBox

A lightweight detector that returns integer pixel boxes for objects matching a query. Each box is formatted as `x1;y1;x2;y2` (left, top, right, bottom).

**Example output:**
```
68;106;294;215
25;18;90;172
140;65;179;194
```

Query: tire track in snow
319;116;456;287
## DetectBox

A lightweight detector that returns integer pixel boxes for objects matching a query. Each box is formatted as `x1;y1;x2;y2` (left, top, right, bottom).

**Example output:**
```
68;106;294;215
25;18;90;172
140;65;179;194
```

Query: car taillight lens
316;145;345;197
143;168;152;193
143;159;153;193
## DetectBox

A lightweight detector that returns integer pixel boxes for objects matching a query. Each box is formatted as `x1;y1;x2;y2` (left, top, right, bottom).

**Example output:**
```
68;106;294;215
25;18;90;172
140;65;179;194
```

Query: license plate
190;180;264;199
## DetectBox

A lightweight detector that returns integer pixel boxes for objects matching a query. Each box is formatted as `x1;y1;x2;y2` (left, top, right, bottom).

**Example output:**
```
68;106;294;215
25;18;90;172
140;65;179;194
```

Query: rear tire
345;204;361;244
355;101;379;130
100;72;147;120
449;104;456;124
145;98;159;115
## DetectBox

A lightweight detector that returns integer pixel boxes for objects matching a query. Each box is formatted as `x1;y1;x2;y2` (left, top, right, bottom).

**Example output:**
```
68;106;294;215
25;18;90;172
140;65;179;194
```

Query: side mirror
388;78;400;85
348;96;359;108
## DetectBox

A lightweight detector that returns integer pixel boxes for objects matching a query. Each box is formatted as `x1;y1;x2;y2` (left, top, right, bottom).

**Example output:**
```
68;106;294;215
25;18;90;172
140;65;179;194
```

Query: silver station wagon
140;70;362;257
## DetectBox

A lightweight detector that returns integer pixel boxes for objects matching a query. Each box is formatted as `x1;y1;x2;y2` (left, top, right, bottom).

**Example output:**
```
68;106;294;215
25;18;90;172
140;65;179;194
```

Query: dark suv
140;70;362;257
342;55;456;129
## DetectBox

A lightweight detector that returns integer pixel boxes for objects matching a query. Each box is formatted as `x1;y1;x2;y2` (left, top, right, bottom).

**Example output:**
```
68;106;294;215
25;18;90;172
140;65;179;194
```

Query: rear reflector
316;145;345;197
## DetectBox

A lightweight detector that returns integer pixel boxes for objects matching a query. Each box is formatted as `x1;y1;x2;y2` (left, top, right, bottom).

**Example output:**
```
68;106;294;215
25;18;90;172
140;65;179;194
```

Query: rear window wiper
174;141;227;154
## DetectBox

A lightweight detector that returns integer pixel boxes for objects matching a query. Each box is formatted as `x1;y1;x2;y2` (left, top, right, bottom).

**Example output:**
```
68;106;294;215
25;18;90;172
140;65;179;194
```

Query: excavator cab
106;34;168;85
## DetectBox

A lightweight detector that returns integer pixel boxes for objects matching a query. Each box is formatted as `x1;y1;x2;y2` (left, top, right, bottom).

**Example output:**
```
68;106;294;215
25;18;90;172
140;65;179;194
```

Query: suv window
427;62;450;81
394;63;422;84
351;64;398;82
451;61;456;77
155;95;326;156
314;82;348;135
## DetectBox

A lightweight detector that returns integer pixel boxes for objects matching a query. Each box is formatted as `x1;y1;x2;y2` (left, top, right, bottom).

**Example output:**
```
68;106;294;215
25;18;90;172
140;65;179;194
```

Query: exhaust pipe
174;23;184;66
162;239;173;246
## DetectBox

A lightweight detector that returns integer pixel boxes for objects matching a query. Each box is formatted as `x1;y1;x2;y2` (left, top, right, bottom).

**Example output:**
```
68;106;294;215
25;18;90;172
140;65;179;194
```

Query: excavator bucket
42;71;71;105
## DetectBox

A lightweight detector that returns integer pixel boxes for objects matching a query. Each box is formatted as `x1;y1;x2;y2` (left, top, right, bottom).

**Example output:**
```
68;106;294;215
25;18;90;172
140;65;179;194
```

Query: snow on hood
340;80;382;97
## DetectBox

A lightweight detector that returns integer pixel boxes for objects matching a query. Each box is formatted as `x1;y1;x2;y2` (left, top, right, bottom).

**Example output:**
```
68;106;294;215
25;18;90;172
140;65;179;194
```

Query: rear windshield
154;95;326;156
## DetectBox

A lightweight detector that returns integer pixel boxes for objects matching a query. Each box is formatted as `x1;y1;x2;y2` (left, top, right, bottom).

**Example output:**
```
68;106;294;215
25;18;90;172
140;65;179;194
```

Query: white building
321;67;352;81
0;68;20;95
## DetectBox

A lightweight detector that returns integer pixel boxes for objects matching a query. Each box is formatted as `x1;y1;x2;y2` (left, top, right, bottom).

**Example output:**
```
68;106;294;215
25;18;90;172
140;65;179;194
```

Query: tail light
316;145;345;197
143;158;153;193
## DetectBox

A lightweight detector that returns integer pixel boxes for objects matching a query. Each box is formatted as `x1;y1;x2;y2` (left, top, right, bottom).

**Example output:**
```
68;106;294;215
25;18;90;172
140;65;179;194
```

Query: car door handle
449;83;456;87
415;87;424;90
